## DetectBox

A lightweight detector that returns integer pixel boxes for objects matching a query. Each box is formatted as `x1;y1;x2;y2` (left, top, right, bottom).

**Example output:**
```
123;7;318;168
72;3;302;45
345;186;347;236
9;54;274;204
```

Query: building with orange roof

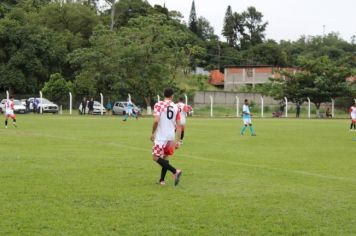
209;69;224;88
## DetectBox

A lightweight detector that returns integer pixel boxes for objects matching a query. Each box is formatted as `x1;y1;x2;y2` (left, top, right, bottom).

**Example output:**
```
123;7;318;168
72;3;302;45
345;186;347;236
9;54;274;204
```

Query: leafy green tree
268;56;352;115
196;16;216;41
0;17;67;94
42;73;72;106
69;14;198;108
113;0;152;29
37;3;99;45
240;6;268;49
243;40;288;66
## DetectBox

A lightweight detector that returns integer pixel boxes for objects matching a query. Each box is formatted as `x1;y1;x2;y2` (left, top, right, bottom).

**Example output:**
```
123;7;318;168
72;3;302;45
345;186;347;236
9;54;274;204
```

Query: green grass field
1;115;356;235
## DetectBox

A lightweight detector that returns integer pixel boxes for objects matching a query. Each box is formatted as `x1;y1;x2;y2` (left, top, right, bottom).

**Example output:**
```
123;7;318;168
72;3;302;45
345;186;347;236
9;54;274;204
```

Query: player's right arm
150;103;161;142
150;115;159;142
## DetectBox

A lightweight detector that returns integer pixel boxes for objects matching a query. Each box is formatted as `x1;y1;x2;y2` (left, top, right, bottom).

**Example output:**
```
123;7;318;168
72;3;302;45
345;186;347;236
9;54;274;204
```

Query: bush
42;73;72;106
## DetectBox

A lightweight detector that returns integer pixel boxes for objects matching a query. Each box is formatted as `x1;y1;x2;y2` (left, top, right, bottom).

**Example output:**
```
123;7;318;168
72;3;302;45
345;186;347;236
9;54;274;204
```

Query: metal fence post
40;91;43;114
236;96;239;117
100;93;103;116
284;97;288;118
69;92;72;115
261;96;264;118
331;99;335;118
210;95;213;117
307;97;311;118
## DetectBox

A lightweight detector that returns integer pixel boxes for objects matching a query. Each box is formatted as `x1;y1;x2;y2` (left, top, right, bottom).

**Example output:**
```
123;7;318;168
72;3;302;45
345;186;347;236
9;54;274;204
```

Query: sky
146;0;356;42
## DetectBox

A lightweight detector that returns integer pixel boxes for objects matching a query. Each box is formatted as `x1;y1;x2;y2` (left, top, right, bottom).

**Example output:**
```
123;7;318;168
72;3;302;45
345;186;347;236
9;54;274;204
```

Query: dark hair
244;99;248;103
9;95;13;99
164;88;174;98
179;97;184;102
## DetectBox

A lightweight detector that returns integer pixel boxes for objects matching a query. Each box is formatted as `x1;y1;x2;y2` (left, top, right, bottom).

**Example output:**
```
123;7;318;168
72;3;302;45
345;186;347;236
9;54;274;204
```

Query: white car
27;97;59;114
0;99;27;114
112;101;141;116
78;101;106;115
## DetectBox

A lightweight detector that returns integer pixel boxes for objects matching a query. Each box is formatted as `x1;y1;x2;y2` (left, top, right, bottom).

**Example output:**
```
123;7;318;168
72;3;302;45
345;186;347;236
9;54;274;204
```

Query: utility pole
323;25;326;37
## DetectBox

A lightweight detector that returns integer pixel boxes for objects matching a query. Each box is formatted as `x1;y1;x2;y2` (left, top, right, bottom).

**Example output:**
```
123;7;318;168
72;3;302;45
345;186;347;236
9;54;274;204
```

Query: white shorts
5;110;16;119
243;118;251;125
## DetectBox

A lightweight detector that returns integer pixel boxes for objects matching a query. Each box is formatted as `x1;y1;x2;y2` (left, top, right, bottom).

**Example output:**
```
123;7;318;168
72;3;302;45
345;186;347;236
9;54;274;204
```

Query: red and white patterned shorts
152;141;174;158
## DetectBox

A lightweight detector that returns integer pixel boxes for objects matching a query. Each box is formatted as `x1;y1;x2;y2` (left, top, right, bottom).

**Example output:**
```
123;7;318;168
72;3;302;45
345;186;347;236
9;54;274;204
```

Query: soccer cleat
251;133;256;136
174;170;182;186
13;123;17;128
5;126;8;129
159;180;166;186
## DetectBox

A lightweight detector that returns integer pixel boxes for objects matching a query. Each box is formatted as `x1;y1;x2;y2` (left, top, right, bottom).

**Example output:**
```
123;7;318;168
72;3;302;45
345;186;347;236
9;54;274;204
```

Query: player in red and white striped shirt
150;88;182;186
177;97;188;144
4;96;17;128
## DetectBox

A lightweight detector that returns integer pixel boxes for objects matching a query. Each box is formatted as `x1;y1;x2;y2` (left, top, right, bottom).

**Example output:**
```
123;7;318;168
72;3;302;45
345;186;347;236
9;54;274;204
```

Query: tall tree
188;0;198;35
222;5;236;46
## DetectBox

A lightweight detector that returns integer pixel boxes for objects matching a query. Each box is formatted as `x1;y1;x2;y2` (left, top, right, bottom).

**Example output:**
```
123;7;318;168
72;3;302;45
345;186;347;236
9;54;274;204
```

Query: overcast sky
146;0;356;42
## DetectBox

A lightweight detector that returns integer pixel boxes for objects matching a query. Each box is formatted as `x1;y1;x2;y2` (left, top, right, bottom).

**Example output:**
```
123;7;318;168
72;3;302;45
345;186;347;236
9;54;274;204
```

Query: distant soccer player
349;103;356;131
123;99;137;121
240;99;256;136
151;88;182;186
4;96;17;128
177;97;188;144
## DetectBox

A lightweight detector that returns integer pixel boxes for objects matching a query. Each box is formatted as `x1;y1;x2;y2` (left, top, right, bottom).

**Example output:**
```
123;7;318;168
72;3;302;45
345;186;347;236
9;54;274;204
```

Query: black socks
157;158;176;174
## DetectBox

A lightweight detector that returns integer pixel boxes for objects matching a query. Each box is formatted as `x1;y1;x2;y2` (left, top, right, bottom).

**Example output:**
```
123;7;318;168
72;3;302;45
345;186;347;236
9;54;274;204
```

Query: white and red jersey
5;99;14;113
153;99;180;142
349;106;356;119
177;102;188;125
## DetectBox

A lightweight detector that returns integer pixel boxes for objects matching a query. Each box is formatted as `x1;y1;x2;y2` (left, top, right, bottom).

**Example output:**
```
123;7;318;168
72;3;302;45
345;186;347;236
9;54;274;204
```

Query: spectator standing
81;97;87;115
106;100;112;115
296;102;301;118
88;98;94;115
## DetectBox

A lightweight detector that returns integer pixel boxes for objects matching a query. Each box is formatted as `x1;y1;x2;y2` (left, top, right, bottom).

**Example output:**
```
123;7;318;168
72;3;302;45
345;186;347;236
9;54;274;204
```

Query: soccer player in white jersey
151;88;182;186
177;97;188;144
240;99;256;136
4;96;17;128
349;103;356;131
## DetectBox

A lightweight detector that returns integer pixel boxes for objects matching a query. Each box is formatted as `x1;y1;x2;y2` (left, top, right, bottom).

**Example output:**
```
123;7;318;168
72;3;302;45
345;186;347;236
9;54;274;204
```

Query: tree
268;56;352;115
114;0;152;29
42;73;72;106
68;14;198;109
188;0;198;35
0;17;67;94
196;16;216;41
240;6;268;49
243;40;288;66
222;5;235;46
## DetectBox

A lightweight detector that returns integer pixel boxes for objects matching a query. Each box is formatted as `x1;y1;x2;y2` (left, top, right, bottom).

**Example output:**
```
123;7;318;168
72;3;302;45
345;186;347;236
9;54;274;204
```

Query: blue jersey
126;102;134;112
242;104;251;119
